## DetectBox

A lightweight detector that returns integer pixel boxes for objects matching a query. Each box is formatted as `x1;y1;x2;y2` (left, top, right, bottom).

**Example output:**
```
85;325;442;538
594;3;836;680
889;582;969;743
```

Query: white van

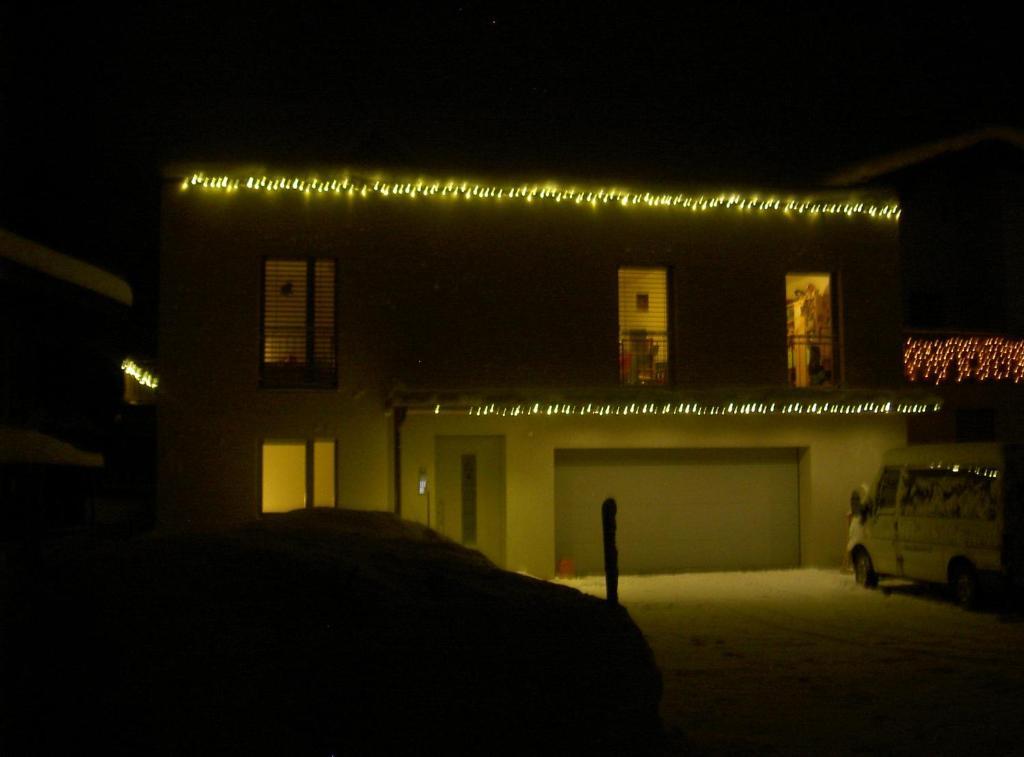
846;443;1024;607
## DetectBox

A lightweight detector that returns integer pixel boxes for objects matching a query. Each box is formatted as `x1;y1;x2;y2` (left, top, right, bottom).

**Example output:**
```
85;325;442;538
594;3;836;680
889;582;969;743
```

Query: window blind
618;267;668;336
264;260;308;365
262;258;337;387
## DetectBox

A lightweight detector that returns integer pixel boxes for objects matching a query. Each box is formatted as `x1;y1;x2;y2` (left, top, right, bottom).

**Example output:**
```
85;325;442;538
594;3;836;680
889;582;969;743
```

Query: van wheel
854;550;878;588
951;563;980;609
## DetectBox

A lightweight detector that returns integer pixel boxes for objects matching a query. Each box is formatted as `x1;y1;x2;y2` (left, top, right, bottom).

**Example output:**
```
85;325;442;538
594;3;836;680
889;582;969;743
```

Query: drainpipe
393;406;406;517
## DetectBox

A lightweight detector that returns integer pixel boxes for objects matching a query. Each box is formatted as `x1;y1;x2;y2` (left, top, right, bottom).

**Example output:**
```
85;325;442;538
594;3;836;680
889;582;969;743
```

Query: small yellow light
121;359;159;389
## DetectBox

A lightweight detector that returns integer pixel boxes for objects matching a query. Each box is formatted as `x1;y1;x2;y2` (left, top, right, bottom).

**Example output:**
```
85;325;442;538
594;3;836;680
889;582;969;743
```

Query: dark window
907;290;947;330
875;467;901;510
955;408;996;442
261;259;336;388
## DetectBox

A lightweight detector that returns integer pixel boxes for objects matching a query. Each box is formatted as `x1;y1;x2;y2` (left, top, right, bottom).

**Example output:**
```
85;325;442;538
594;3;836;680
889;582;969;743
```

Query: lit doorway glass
261;441;306;512
261;438;336;512
785;273;835;387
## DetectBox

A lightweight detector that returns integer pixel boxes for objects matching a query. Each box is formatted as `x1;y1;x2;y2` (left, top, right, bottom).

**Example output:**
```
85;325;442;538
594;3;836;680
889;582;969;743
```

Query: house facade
159;168;937;577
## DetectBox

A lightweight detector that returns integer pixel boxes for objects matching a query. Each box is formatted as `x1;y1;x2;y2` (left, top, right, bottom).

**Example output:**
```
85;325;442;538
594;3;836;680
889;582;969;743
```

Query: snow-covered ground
557;569;1024;756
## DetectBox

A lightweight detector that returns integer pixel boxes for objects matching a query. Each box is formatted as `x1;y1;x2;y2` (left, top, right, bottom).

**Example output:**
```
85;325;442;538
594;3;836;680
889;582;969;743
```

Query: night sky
2;3;1021;350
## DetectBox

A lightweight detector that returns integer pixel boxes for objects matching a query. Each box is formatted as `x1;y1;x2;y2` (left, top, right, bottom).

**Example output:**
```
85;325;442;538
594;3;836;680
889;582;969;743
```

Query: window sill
260;364;337;390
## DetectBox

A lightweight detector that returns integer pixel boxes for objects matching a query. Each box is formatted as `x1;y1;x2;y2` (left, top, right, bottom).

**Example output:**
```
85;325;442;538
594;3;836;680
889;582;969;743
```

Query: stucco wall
159;187;394;525
399;413;906;577
157;386;391;527
159;176;903;528
161;182;902;391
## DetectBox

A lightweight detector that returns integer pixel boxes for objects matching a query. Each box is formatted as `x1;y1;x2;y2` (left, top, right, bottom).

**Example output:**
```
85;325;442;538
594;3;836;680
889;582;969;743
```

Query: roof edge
0;426;105;467
163;162;898;205
0;228;133;307
828;126;1024;187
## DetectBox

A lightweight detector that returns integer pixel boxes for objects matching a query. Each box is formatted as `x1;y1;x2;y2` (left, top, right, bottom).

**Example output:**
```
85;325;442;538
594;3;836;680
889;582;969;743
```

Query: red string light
904;336;1024;384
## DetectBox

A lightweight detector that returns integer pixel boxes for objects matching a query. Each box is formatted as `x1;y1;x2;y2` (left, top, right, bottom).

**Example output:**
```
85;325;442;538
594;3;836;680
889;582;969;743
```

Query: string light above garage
459;401;938;416
412;398;941;417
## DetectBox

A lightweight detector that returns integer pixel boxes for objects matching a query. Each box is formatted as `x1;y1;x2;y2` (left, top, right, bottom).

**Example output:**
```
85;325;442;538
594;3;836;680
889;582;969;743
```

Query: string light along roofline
179;171;901;222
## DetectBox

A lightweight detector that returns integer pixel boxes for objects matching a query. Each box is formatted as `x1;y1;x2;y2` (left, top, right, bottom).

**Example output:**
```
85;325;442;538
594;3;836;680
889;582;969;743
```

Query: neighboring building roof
0;426;104;467
828;126;1024;186
0;227;133;306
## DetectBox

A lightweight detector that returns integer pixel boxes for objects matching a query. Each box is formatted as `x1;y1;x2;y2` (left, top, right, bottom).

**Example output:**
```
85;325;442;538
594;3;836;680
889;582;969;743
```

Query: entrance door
435;436;506;568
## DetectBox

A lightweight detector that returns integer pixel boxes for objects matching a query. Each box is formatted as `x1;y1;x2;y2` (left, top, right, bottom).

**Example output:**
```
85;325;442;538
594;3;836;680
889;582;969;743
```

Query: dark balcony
619;331;668;385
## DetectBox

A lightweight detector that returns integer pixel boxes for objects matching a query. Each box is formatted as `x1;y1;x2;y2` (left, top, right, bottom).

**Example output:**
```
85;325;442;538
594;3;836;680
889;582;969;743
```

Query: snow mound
4;509;662;755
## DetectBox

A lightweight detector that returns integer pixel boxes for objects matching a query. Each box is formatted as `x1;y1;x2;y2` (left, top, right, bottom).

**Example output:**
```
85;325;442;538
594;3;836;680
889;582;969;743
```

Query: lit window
312;439;336;507
261;258;336;387
261;441;306;512
618;267;669;385
260;438;336;513
786;273;836;387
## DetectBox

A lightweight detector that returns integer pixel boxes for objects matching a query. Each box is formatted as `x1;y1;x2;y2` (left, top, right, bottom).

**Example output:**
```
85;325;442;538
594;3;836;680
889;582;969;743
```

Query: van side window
875;467;900;511
900;469;998;520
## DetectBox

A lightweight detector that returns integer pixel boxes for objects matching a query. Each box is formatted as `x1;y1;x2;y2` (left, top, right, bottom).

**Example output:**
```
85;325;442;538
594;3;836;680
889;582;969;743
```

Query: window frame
258;437;338;515
874;466;901;513
617;264;672;386
259;256;338;389
785;270;841;388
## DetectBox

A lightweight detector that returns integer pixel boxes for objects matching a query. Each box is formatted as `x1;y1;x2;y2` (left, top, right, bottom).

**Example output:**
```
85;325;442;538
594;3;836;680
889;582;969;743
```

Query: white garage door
555;448;800;575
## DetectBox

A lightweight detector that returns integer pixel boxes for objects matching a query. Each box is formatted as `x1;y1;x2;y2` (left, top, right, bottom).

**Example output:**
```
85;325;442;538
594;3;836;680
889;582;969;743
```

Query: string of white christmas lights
180;172;900;221
429;399;940;417
926;462;999;479
121;358;159;389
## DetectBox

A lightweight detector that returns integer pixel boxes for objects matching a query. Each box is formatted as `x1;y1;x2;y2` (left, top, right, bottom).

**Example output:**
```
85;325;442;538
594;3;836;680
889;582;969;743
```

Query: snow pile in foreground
5;510;661;755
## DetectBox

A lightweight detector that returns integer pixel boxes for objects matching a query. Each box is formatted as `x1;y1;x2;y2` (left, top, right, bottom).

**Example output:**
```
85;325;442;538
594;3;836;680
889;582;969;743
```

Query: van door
897;468;947;583
864;466;902;576
900;467;1003;583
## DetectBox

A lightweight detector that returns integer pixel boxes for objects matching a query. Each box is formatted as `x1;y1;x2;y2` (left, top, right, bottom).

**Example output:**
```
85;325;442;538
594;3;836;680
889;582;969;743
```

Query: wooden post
602;497;619;606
